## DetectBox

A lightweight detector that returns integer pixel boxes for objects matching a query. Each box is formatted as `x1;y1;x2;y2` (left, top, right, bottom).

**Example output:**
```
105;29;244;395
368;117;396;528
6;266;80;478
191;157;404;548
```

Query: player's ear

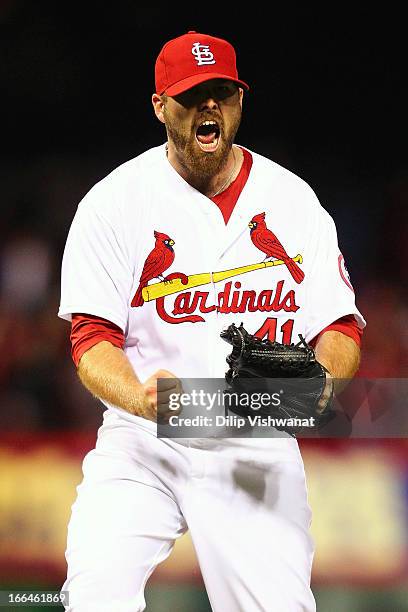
152;93;166;124
238;87;244;110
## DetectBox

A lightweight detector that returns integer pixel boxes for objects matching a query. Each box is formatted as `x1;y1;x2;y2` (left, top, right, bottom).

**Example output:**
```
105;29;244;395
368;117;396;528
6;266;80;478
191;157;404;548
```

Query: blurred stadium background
1;3;407;611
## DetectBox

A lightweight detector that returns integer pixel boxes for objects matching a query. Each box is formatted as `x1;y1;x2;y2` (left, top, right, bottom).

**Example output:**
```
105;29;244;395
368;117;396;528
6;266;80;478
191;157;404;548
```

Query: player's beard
164;107;242;190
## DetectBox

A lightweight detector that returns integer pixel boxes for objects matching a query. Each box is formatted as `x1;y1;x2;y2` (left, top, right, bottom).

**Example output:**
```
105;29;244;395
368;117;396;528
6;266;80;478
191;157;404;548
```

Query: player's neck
166;144;243;199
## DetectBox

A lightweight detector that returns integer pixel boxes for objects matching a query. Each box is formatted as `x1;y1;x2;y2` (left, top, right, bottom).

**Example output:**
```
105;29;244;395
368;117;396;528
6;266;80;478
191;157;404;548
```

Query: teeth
200;120;217;127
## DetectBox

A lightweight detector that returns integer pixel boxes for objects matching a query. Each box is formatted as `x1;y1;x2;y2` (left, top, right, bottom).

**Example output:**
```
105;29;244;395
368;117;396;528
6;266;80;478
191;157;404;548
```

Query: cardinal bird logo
249;212;305;284
131;230;175;307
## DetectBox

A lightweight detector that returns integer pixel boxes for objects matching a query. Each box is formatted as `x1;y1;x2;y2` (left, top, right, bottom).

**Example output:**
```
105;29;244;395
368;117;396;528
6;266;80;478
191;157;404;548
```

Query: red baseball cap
155;31;249;96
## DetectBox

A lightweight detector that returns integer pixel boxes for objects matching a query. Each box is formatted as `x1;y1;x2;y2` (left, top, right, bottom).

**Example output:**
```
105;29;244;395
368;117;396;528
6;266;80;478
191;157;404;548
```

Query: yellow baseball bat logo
142;255;303;302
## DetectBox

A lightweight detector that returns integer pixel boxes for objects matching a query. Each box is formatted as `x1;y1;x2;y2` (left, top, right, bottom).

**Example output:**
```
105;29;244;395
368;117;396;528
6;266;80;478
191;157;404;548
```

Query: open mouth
195;120;221;152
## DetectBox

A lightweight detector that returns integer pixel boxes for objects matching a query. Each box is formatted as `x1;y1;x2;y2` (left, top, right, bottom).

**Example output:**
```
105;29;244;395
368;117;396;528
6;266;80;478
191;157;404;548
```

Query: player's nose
198;96;219;111
197;87;219;111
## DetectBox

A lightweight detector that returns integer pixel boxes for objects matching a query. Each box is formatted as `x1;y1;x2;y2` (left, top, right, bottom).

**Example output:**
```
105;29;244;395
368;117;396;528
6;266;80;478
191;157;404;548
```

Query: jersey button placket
198;209;221;380
210;217;236;380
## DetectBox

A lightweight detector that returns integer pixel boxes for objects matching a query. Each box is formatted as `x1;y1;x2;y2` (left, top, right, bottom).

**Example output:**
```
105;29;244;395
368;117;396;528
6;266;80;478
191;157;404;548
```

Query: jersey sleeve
303;206;366;343
58;188;133;332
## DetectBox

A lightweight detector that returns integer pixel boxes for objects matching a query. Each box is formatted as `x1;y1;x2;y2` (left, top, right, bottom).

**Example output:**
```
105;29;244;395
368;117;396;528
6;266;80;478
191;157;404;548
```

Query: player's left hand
221;322;337;436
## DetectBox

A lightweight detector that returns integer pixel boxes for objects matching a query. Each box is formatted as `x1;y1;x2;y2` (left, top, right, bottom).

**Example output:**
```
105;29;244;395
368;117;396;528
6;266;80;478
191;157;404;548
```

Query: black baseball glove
220;322;336;436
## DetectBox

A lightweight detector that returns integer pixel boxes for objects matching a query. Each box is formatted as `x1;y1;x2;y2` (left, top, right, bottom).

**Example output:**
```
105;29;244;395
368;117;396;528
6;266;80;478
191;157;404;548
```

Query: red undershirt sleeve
70;313;125;367
309;314;363;349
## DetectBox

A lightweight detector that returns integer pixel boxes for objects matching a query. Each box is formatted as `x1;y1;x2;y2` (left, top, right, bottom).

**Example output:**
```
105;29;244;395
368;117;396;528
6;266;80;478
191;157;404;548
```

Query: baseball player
59;31;365;611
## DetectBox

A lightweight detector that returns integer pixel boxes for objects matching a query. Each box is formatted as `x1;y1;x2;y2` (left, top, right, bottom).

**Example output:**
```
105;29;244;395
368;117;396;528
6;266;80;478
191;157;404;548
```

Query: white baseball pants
62;410;315;611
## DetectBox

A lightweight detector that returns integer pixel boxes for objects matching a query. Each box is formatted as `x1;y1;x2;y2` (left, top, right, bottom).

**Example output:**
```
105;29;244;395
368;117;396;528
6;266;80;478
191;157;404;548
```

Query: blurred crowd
0;156;111;431
0;153;406;432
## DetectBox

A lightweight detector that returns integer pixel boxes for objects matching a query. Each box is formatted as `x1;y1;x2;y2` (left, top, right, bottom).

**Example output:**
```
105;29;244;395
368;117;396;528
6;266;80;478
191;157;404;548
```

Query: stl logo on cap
191;42;216;66
155;31;249;96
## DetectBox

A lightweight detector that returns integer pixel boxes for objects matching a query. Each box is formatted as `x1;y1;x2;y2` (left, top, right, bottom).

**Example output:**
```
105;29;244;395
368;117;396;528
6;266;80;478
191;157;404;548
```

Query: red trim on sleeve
211;147;253;224
309;314;363;349
70;313;125;367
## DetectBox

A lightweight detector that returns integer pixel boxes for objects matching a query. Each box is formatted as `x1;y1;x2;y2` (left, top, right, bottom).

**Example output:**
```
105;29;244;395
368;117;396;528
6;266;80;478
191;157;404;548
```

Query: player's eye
214;84;236;100
174;82;237;108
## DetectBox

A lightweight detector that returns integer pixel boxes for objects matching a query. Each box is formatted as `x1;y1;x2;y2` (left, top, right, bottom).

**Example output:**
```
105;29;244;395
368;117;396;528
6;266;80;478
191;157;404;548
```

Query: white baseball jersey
59;143;366;612
59;143;365;430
